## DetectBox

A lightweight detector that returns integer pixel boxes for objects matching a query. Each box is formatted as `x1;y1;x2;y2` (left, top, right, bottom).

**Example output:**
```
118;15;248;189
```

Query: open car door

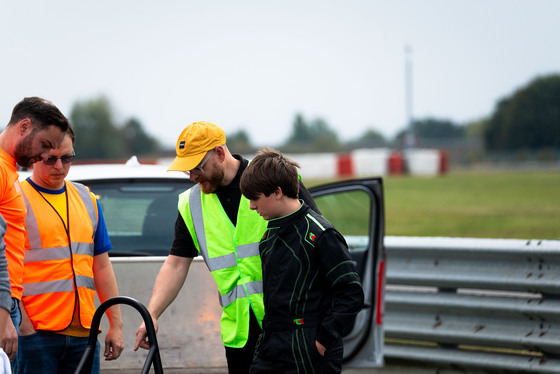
310;177;385;368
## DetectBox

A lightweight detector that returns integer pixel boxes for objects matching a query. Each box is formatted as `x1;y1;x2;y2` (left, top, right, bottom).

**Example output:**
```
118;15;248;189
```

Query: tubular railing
384;236;560;373
75;296;163;374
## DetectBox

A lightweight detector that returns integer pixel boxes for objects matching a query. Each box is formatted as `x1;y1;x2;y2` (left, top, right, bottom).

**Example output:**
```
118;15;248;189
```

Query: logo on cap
179;140;185;149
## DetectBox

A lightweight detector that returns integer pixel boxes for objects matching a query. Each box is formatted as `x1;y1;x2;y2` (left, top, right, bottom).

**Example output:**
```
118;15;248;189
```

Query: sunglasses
184;150;214;177
43;154;75;165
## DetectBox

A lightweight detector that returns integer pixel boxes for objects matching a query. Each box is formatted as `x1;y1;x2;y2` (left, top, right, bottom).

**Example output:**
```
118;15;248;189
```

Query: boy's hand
316;341;326;356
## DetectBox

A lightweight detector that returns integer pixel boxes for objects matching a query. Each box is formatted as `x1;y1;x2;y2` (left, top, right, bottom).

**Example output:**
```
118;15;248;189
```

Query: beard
199;166;225;194
14;130;39;168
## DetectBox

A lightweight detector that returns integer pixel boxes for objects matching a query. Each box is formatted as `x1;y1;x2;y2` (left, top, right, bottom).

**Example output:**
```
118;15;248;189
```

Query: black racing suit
251;202;364;374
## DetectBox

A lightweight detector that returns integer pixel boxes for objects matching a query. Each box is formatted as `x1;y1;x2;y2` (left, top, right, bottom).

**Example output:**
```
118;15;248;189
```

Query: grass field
311;170;560;240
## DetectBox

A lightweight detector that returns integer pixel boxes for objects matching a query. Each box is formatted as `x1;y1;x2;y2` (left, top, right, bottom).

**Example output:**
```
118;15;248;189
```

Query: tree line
67;73;560;161
70;96;160;160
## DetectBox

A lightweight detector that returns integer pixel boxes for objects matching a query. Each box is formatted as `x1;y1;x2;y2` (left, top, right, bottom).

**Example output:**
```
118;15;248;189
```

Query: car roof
18;156;190;182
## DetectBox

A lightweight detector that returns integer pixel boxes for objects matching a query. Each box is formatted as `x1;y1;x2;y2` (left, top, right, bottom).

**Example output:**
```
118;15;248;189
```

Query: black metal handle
74;296;163;374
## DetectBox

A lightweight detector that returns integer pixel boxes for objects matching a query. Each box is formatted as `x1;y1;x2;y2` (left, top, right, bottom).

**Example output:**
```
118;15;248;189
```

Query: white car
19;157;386;372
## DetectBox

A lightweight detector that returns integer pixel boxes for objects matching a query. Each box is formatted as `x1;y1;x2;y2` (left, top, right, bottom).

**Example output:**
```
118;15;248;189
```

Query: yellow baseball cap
167;121;226;171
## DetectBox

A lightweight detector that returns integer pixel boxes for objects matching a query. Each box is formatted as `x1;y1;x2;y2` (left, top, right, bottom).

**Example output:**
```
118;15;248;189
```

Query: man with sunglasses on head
134;121;320;374
17;128;124;374
0;96;69;371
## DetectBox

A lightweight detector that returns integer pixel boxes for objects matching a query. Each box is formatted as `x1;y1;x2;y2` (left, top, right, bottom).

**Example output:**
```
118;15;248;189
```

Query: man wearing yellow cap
134;121;319;373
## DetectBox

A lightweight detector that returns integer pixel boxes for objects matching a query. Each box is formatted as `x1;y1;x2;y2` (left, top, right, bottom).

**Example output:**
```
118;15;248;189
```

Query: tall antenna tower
404;45;415;148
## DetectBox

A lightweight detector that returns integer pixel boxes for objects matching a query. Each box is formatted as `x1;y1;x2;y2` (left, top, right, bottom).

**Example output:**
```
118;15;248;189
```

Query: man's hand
18;303;35;337
134;319;158;351
104;326;124;360
2;318;18;361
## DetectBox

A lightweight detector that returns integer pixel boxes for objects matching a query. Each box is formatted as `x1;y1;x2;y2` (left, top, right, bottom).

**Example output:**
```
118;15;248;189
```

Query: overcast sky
1;0;559;148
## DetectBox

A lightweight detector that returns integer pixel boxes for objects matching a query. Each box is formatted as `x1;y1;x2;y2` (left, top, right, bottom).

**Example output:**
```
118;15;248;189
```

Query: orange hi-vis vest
20;180;98;331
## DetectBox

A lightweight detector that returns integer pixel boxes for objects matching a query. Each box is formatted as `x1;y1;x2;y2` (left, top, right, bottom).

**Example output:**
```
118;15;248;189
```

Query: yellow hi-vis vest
179;184;268;348
20;180;98;331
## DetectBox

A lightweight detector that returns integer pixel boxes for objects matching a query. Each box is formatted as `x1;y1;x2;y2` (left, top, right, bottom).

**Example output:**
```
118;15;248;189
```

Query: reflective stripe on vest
22;243;93;262
23;275;95;296
220;280;263;308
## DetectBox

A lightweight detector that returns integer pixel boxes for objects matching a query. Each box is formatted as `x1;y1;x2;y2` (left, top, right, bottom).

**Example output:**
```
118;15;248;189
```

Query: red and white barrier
286;153;338;180
352;148;392;177
291;148;448;180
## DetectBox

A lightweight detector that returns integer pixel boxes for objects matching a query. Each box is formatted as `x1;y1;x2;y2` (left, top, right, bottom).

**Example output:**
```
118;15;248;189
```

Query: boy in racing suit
240;147;364;374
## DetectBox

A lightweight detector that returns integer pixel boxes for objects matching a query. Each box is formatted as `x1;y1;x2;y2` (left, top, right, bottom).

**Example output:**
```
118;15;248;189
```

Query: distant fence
383;236;560;373
285;148;448;179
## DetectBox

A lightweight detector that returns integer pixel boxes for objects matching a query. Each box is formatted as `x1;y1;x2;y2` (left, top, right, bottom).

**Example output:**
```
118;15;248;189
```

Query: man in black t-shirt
134;121;319;374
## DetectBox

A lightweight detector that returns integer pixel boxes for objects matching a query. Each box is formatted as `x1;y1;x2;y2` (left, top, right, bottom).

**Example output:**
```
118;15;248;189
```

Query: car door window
86;180;191;256
313;188;372;277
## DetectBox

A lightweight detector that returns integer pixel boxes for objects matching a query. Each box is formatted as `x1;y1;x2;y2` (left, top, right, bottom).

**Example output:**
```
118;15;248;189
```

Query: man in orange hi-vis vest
17;127;123;374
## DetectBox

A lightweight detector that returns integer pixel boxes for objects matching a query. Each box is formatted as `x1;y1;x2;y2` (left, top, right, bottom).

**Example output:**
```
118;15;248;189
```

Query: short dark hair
65;126;76;145
241;147;300;200
9;96;70;133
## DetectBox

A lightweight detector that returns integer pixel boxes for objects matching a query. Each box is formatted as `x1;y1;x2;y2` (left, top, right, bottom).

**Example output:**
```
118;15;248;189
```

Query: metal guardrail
383;236;560;373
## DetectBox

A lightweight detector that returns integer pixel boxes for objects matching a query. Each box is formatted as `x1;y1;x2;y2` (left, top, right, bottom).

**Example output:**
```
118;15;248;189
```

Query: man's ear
18;119;32;135
274;187;283;199
214;145;226;162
